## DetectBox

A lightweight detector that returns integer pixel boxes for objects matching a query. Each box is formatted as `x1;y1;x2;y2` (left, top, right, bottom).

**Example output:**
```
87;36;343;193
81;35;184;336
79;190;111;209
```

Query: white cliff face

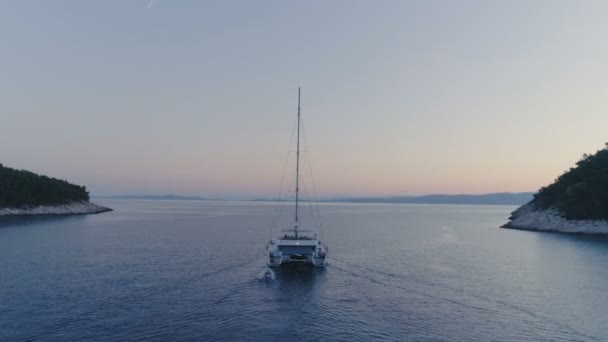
504;203;608;234
0;201;111;216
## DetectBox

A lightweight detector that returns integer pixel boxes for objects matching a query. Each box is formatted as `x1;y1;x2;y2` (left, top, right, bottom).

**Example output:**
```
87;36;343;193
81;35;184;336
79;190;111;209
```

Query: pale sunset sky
1;1;607;197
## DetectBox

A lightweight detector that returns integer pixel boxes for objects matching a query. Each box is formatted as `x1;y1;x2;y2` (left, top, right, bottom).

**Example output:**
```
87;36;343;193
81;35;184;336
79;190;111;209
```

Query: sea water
1;200;607;341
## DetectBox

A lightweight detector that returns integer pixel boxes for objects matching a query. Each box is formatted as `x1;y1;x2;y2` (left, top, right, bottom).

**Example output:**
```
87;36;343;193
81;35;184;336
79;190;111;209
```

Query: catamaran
266;88;328;267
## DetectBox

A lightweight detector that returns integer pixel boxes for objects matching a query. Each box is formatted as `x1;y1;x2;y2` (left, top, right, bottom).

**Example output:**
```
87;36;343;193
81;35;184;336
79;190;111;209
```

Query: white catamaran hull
267;239;327;267
268;255;327;267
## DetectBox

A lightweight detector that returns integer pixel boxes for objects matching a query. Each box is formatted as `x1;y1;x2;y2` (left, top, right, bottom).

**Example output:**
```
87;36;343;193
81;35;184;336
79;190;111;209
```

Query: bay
1;200;607;341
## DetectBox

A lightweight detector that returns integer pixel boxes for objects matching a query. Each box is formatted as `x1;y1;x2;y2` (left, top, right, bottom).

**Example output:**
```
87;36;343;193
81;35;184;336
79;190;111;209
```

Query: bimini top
279;229;317;240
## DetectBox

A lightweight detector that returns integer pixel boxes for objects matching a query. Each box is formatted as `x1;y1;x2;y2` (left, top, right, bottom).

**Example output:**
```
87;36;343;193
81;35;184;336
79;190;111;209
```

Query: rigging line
300;127;316;234
299;169;325;242
308;152;325;242
303;154;323;239
300;165;321;232
273;178;294;231
299;178;313;228
277;175;295;223
296;174;314;224
269;111;298;237
273;179;294;234
271;178;292;234
300;119;325;239
296;147;311;219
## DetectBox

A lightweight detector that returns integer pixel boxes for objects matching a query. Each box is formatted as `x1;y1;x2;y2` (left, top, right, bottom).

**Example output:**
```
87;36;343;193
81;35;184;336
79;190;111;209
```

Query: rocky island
503;144;608;234
0;164;111;216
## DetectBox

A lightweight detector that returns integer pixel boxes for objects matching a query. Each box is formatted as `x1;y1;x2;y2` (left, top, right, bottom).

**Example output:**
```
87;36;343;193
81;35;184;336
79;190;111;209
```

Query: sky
1;1;608;198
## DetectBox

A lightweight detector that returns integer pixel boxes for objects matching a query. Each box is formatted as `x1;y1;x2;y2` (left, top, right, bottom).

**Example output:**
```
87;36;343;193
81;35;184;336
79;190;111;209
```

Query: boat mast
294;87;301;237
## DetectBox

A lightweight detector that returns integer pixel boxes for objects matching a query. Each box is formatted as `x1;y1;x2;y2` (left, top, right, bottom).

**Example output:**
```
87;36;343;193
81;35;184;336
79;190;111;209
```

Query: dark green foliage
533;145;608;220
0;164;89;208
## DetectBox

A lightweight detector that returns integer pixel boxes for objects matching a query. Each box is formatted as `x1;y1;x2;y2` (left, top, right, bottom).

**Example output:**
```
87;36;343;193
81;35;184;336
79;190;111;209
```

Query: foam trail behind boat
258;267;275;281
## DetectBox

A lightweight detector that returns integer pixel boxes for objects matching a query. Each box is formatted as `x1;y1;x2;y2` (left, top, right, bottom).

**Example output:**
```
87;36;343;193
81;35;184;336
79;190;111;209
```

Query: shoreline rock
502;203;608;234
0;201;112;217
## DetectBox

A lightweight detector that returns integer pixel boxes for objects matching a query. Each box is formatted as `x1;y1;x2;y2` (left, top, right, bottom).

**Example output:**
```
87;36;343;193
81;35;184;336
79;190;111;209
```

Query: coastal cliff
503;144;608;234
0;164;111;216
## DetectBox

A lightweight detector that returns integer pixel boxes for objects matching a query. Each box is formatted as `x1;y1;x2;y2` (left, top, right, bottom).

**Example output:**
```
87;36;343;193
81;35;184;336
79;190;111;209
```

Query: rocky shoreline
502;203;608;234
0;201;112;216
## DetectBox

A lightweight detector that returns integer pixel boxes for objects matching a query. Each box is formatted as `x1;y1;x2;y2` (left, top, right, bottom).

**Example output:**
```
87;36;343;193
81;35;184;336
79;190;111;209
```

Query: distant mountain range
95;192;533;206
253;192;534;205
325;192;534;205
94;194;211;201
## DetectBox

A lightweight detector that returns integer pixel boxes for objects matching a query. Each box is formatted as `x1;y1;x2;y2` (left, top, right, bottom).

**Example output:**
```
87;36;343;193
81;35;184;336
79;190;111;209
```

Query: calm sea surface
1;200;608;341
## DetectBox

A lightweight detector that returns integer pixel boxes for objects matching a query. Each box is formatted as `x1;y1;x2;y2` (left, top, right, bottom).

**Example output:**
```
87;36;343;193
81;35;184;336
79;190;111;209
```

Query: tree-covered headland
532;143;608;220
0;164;89;208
